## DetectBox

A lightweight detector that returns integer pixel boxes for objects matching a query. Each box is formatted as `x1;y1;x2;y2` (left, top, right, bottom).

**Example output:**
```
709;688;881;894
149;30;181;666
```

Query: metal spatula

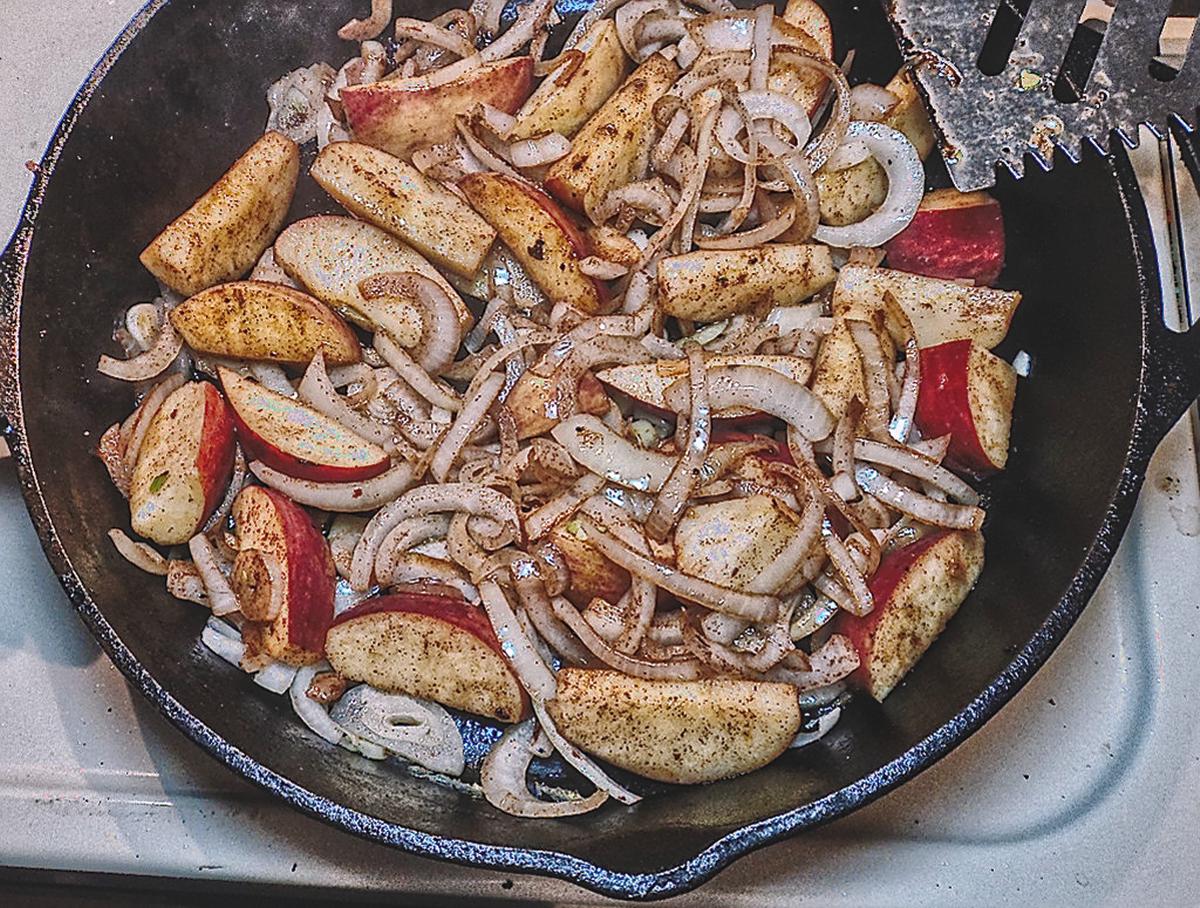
885;0;1200;191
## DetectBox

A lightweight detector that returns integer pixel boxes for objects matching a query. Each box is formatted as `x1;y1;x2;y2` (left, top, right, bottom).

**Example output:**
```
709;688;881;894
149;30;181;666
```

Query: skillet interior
0;0;1185;898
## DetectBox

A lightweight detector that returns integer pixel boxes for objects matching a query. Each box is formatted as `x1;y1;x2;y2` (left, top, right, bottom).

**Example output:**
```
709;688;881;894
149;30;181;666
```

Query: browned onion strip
773;50;851;173
393;17;476;58
746;493;823;595
98;423;131;497
250;460;415;513
373;514;452;581
524;473;606;540
167;559;207;605
589;179;675;226
455;114;523;178
383;554;477;600
766;633;859;690
647;344;711;541
663;365;835;441
350;483;520;589
447;512;488;576
584;595;628;642
891;334;921;443
532;310;654;377
300;352;397;450
615;577;657;655
576;515;780;622
97;317;182;382
846;320;893;442
822;522;873;616
375;333;462;412
553;596;706;680
831;396;863;497
122;374;186;475
430;373;504;483
853;439;980;506
910;434;951;463
108;528;168;576
640;104;720;265
188;534;239;617
767;460;880;567
510;558;593;666
746;616;797;672
338;0;393;40
360;272;463;376
552;336;654;420
481;719;609;818
648;611;685;645
855;466;986;531
695;203;796;248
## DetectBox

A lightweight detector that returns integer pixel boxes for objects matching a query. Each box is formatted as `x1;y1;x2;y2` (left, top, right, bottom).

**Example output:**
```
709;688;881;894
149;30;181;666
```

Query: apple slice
510;19;631;140
815;156;888;227
460;172;606;315
675;495;814;594
880;68;936;160
833;529;985;701
916;340;1017;476
780;0;835;115
274;216;471;346
884;188;1006;286
324;593;528;722
548;524;632;608
598;355;813;421
341;56;534;161
311;142;496;278
140;131;299;296
129;381;236;545
503;369;611;440
168;281;360;365
219;367;389;482
547;669;802;784
808;316;895;422
832;264;1021;350
545;53;681;213
657;245;835;321
232;486;335;666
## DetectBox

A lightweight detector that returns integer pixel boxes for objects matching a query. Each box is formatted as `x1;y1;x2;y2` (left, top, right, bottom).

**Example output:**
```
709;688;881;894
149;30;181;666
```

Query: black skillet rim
0;0;1185;899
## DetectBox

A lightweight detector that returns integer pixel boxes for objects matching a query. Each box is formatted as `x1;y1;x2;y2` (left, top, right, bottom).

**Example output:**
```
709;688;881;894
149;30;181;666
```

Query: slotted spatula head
886;0;1200;190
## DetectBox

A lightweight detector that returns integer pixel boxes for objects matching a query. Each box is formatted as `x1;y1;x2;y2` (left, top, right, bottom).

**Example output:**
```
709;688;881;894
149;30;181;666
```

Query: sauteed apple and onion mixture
97;0;1020;815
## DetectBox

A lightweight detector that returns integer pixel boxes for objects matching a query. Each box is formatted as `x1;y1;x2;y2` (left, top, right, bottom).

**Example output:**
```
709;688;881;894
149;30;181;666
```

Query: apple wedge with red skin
129;381;236;545
833;529;985;702
460;172;608;315
232;486;335;666
324;592;529;723
340;57;534;161
504;367;612;440
219;367;390;483
884;188;1006;286
915;339;1018;476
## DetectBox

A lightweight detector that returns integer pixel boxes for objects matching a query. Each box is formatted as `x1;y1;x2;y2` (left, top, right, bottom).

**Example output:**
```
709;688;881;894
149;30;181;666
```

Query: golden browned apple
509;20;631;140
880;68;936;160
546;669;802;784
657;244;835;321
311;141;496;278
544;53;681;213
815;157;888;227
168;281;360;365
140;131;299;296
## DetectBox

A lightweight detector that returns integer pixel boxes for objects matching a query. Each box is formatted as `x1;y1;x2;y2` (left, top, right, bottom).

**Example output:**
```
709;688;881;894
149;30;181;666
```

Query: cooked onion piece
482;719;609;817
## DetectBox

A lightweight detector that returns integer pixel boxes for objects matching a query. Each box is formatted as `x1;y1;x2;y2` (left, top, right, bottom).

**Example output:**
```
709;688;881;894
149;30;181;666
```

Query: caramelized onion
646;344;710;541
482;719;609;817
250;460;415;513
108;528;168;575
855;466;986;530
97;318;182;382
553;596;705;680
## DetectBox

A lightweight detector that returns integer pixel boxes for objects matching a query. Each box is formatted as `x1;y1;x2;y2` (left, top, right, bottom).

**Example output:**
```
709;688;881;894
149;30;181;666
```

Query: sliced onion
99;316;182;382
299;352;396;450
789;707;842;748
478;580;558;700
822;526;873;616
664;365;834;441
482;719;609;817
579;257;629;280
849;83;899;121
249;362;296;398
533;310;653;377
188;534;240;617
374;513;453;580
338;0;393;40
393;17;476;57
353;485;520;590
646;344;710;541
108;528;168;575
744;493;822;595
250;460;415;513
254;661;300;695
290;663;345;745
201;623;245;668
825;138;871;171
167;560;208;605
430;373;504;483
551;415;675;493
529;697;643;807
375;333;462;412
853;439;979;506
383;554;478;601
766;633;859;690
510;558;593;666
364;273;462;377
814;121;923;248
615;577;658;655
576;515;780;622
715;91;813;165
591;179;675;225
855;466;985;530
524;472;606;540
510;133;572;168
846;320;893;442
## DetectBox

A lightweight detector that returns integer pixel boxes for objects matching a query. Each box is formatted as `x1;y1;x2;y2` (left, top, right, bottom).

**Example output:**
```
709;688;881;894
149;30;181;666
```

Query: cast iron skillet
2;0;1200;899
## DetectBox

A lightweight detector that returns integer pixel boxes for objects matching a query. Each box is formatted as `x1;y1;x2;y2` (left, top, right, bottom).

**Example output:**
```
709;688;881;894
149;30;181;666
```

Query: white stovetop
3;3;1200;904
